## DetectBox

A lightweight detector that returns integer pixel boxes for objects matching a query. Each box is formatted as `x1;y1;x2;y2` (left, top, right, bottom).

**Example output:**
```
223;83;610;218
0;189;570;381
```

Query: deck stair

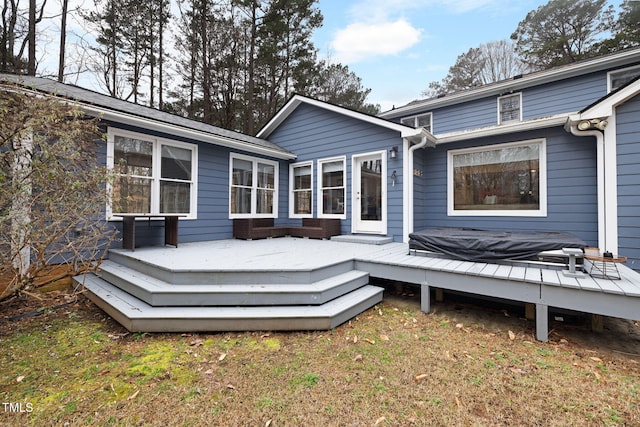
74;250;383;333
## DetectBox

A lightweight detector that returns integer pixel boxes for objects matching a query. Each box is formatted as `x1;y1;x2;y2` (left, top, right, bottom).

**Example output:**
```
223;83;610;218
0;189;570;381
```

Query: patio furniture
408;227;586;261
584;252;627;280
233;218;341;240
113;214;186;251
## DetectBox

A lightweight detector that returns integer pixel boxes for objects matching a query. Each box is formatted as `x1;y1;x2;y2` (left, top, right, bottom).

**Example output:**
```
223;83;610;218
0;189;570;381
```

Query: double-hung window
290;162;313;217
498;93;522;124
448;139;546;217
108;129;197;218
318;157;346;218
230;154;278;218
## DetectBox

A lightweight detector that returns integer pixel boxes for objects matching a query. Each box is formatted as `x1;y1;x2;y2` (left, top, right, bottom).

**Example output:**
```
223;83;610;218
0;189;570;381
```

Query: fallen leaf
218;353;227;362
414;373;428;381
379;334;390;341
363;338;376;345
353;335;358;344
456;323;464;329
204;369;214;375
590;357;603;363
16;375;25;383
265;420;272;427
508;330;515;340
127;390;139;400
455;396;461;408
226;384;235;390
261;333;270;339
190;339;204;347
353;354;363;362
374;416;386;425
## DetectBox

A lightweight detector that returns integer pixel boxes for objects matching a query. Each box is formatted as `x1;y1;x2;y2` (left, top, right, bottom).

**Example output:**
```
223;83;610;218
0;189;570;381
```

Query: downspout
403;132;432;243
565;118;617;255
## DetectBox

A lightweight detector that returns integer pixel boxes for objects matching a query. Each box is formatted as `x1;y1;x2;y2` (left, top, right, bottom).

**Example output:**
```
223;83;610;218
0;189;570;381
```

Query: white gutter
81;104;297;160
565;116;618;255
403;130;436;243
3;82;297;161
436;114;571;144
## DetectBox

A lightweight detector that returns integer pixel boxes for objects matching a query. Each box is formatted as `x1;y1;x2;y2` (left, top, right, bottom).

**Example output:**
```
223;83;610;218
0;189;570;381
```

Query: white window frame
447;139;547;217
497;93;522;125
289;161;313;218
608;65;640;92
106;128;198;220
317;156;347;220
401;112;432;132
229;153;278;219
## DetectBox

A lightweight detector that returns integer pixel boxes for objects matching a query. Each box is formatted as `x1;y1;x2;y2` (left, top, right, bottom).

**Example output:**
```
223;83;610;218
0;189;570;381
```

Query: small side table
113;214;185;251
584;254;627;280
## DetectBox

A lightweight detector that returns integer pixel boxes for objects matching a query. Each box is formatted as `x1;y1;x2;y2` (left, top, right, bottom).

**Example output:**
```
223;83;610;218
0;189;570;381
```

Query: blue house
2;47;640;336
257;48;640;270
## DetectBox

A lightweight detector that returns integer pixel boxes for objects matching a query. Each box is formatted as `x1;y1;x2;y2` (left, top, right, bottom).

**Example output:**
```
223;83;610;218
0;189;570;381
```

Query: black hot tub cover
408;227;586;261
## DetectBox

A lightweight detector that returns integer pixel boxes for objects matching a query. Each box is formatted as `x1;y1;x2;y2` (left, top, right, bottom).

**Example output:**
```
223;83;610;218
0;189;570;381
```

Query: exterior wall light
389;146;398;159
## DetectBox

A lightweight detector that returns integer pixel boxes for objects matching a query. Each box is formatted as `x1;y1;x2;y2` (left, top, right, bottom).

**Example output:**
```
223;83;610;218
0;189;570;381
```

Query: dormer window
498;93;522;124
401;113;432;132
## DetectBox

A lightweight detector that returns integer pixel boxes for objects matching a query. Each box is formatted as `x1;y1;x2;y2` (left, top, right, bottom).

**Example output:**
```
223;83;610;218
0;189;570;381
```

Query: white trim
447;139;547;217
229;153;279;219
580;78;640;119
258;94;427;142
317;156;347;220
106;127;198;220
289;161;314;218
402;138;411;243
351;151;387;235
78;104;295;161
436;114;569;145
497;93;522;125
602;115;619;255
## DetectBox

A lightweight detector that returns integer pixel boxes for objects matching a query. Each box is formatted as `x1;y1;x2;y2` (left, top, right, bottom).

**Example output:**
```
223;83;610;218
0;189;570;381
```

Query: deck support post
525;303;535;320
591;314;604;332
420;283;431;313
435;288;444;302
535;304;549;342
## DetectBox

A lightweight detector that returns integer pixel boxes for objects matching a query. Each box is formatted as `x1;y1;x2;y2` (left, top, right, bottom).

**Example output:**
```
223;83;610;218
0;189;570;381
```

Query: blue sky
311;0;612;112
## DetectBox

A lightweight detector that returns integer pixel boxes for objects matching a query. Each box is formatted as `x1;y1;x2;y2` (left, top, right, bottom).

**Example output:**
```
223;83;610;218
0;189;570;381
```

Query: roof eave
435;114;572;145
81;104;297;160
381;48;640;119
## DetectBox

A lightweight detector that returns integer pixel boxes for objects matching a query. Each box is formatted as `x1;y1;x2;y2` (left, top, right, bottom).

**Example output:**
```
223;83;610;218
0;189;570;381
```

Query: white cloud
330;20;422;63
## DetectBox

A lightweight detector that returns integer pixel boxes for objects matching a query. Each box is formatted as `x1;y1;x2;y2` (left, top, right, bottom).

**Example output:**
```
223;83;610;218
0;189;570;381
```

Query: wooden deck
77;237;640;341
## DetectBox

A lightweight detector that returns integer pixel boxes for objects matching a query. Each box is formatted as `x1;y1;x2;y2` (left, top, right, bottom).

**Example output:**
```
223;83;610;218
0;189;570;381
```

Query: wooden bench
233;218;340;240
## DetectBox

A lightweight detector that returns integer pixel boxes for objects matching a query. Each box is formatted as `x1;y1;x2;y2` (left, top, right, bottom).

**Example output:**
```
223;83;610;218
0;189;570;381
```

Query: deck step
78;274;384;332
93;260;370;306
107;250;355;285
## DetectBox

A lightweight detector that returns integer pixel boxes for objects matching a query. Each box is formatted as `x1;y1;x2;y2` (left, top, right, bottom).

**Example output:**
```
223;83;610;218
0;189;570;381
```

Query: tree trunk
10;133;33;285
27;0;35;75
58;0;68;81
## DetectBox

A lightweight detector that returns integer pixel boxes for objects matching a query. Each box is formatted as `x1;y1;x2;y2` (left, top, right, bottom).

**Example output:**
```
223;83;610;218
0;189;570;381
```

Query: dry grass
1;286;639;426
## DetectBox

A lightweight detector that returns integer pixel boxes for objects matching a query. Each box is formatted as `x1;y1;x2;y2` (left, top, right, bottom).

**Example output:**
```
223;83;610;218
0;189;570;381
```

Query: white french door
352;152;386;234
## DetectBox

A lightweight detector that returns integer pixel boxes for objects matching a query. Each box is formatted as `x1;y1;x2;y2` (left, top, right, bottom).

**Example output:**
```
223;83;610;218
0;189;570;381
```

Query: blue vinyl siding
413;127;599;245
616;94;640;270
397;71;611;135
524;73;606;119
103;122;286;247
268;103;406;241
